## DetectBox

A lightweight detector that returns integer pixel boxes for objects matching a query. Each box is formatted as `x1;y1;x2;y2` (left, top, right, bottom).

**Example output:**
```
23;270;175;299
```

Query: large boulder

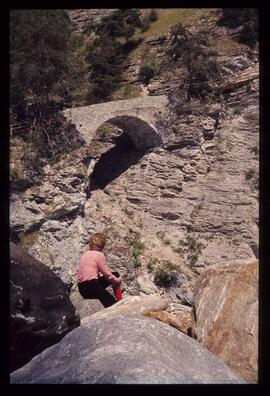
10;242;80;373
143;309;195;336
81;294;168;325
70;292;167;323
69;291;105;320
193;260;258;383
10;313;245;384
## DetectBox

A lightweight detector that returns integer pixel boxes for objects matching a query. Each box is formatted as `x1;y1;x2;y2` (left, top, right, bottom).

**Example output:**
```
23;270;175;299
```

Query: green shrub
139;61;159;85
153;260;179;287
167;23;220;101
140;9;158;33
154;268;177;287
147;257;158;272
123;207;134;218
218;9;258;48
133;257;142;268
187;235;203;254
127;233;145;268
141;16;150;32
149;9;158;22
233;107;242;115
131;240;145;259
188;254;198;265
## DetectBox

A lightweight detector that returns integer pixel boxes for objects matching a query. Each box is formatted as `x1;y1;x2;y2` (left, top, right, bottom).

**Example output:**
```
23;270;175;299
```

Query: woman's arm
98;253;122;285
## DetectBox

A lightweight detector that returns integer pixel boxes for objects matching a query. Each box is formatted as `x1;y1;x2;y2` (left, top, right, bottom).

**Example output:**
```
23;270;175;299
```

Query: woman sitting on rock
77;233;123;307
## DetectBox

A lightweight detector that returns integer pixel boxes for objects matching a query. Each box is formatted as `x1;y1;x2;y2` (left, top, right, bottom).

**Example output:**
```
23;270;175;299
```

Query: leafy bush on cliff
218;8;258;48
86;9;159;102
139;61;160;85
86;36;124;102
96;9;142;41
154;261;179;287
141;9;158;32
167;23;220;101
86;9;144;103
148;9;158;23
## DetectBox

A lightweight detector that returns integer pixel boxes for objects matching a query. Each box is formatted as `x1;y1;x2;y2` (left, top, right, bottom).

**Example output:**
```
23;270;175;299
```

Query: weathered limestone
137;273;159;295
193;260;258;383
10;45;258;334
10;79;259;310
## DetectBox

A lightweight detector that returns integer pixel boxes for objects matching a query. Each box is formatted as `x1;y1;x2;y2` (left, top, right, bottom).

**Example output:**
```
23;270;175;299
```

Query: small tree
86;9;144;102
141;9;158;32
139;61;159;85
148;9;158;22
141;15;150;32
96;9;142;43
218;8;258;48
86;35;124;102
10;10;73;119
10;10;84;164
167;23;220;101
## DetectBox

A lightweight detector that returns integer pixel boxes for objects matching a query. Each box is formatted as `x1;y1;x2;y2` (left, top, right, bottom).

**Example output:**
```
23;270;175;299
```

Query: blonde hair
89;233;106;251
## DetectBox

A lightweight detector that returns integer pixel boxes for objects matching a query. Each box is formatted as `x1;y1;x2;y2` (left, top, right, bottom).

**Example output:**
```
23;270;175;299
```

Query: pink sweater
77;250;119;284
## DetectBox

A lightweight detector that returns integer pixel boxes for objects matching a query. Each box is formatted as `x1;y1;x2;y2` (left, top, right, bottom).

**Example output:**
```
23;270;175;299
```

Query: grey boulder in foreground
10;242;80;372
11;313;245;384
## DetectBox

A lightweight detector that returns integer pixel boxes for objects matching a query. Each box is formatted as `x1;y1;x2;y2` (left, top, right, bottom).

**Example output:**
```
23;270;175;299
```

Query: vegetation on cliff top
10;10;85;170
85;9;156;103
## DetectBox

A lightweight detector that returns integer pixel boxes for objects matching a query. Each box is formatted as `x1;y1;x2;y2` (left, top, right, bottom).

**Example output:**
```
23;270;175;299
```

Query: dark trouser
78;272;120;308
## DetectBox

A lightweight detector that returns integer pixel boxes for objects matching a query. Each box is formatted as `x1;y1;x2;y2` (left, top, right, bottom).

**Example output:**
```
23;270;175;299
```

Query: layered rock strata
10;34;259;326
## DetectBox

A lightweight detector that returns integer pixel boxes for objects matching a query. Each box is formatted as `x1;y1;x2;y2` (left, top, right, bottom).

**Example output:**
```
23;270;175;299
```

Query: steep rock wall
10;25;259;317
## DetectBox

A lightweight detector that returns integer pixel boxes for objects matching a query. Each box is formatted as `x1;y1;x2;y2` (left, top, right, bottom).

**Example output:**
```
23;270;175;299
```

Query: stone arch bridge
62;95;168;151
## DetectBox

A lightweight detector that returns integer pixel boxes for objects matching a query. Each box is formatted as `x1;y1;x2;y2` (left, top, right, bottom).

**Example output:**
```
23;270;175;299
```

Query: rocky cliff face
10;50;259;311
10;10;259;382
67;9;116;33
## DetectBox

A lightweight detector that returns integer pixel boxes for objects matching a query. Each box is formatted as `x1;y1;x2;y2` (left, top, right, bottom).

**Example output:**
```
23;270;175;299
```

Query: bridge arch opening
86;115;162;196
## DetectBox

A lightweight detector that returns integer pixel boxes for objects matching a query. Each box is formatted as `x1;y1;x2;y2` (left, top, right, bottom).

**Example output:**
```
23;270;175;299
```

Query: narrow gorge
10;8;259;384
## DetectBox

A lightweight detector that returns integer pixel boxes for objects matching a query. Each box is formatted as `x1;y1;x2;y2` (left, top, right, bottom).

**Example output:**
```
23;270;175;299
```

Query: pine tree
167;23;220;101
86;9;143;102
10;10;84;163
10;10;73;119
218;9;258;48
